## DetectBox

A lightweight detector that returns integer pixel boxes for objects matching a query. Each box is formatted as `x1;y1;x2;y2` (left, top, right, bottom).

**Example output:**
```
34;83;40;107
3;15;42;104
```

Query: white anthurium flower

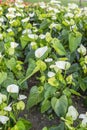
21;17;29;23
0;116;9;124
66;106;79;121
0;93;7;102
39;2;46;9
10;42;19;48
22;29;32;34
64;13;74;18
47;71;55;78
29;12;35;17
68;3;78;9
0;17;4;23
35;46;48;58
77;44;86;56
7;28;13;32
45;58;53;62
18;94;27;100
6;13;16;19
8;7;16;12
39;34;46;39
28;34;38;40
15;3;25;8
50;0;61;4
79;112;87;127
16;13;22;17
55;61;71;70
4;105;12;112
7;84;19;93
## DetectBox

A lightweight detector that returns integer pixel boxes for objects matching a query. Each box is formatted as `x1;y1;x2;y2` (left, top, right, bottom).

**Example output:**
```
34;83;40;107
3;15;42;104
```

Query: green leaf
0;72;7;84
40;19;50;30
49;122;65;130
41;99;51;113
20;35;30;49
44;83;57;99
19;59;39;84
5;58;16;70
27;86;44;109
18;118;32;130
52;38;66;56
51;95;68;117
69;32;82;52
10;112;16;123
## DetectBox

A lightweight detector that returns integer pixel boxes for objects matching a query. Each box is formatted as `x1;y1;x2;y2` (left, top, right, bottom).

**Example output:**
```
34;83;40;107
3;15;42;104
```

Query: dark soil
21;76;87;130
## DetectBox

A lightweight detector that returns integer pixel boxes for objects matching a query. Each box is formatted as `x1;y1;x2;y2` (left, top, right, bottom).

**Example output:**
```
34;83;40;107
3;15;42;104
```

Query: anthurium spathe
77;44;86;56
79;112;87;127
7;84;19;93
0;115;9;124
66;106;78;121
55;61;71;70
35;46;48;58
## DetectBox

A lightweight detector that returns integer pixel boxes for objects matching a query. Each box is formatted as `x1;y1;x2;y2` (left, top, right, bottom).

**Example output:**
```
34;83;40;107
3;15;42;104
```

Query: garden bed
0;0;87;130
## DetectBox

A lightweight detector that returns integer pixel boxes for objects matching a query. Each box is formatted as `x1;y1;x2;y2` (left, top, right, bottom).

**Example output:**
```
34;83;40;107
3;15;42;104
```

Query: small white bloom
10;42;19;48
64;13;74;18
21;17;29;23
29;12;35;17
15;3;25;8
0;17;4;23
4;105;12;112
39;2;46;9
68;3;78;9
0;93;7;102
35;46;48;58
22;29;32;34
55;61;70;70
7;28;13;32
31;42;36;46
0;116;9;124
28;34;38;39
50;0;61;4
77;44;86;56
47;71;55;77
7;84;19;93
8;7;16;12
18;94;27;100
6;13;16;19
79;112;87;127
39;34;46;39
66;106;78;120
45;58;53;62
16;13;22;17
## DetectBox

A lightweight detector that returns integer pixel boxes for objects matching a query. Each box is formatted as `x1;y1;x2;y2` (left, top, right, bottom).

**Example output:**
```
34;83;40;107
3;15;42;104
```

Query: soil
21;76;87;130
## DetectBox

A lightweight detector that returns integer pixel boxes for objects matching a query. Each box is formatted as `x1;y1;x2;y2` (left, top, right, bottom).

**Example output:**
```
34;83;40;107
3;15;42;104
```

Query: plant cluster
0;0;87;129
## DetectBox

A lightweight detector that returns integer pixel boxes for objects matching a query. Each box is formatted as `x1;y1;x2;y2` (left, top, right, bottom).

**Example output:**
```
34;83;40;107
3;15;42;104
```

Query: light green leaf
51;95;68;117
0;72;7;84
6;58;16;70
20;35;30;49
41;99;51;113
69;32;82;52
27;86;44;109
52;38;66;56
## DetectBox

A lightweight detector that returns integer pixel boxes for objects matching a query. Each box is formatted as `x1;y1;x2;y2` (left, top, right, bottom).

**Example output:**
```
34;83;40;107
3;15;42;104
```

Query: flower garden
0;0;87;129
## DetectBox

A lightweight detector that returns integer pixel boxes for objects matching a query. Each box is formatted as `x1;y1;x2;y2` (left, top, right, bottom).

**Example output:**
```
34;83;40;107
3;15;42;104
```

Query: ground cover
0;0;87;130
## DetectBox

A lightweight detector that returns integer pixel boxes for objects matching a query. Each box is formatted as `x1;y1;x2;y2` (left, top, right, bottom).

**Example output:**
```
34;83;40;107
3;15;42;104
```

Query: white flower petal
7;84;19;93
55;61;70;70
4;106;12;112
47;71;55;77
0;116;9;124
35;46;48;58
66;106;78;121
18;94;27;100
10;42;19;48
77;44;86;56
79;114;87;119
45;58;53;62
81;118;87;127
